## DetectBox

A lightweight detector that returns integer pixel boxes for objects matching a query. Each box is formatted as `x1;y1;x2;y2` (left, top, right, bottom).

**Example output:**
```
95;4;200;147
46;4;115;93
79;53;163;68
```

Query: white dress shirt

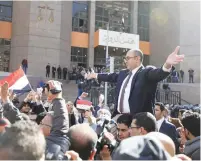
117;65;171;114
117;65;142;113
157;117;165;131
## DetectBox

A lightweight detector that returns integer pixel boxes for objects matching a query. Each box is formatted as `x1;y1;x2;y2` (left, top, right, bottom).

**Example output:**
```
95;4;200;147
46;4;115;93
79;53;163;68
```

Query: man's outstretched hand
164;46;185;69
86;73;98;80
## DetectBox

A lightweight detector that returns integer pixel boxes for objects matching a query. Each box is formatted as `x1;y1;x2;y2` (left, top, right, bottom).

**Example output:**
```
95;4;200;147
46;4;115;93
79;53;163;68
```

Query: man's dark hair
179;109;187;116
155;102;165;112
0;120;45;160
68;123;98;160
117;114;132;128
181;112;200;137
133;112;157;132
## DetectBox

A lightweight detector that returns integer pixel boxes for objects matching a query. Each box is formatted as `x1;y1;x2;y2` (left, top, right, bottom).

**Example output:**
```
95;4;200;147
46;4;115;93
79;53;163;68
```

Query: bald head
147;132;175;157
125;49;144;70
128;49;144;62
68;123;98;160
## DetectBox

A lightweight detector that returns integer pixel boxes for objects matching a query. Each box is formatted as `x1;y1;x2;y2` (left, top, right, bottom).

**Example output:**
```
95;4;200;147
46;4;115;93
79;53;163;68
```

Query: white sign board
98;29;139;49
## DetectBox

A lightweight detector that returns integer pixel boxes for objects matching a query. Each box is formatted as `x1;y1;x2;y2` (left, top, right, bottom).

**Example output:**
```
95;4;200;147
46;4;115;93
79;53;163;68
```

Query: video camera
96;119;118;154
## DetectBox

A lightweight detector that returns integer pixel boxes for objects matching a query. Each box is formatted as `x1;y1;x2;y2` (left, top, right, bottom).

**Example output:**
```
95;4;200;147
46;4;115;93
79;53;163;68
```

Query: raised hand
80;92;88;99
1;82;9;103
164;46;185;69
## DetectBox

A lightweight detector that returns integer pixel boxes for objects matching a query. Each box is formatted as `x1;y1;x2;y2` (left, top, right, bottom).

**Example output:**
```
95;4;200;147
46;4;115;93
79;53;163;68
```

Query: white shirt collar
157;117;165;130
131;64;143;74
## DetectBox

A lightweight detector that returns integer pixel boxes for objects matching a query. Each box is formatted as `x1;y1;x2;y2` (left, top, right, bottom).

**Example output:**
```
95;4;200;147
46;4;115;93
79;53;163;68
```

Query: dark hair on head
18;101;31;111
117;114;132;128
181;112;200;137
179;109;187;116
155;102;165;112
0;120;45;160
68;123;98;160
133;112;157;132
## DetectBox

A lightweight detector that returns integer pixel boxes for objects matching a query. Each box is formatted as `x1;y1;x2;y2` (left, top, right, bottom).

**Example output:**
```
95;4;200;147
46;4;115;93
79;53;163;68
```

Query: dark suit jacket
97;66;170;117
159;119;179;150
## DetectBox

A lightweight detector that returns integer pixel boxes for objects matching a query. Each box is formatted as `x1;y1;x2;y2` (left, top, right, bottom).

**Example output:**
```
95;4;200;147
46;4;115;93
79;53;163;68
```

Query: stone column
10;1;72;77
87;1;96;68
130;1;138;34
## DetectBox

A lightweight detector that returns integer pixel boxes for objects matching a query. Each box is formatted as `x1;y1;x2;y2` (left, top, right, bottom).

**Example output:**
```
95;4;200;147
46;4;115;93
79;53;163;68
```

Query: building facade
0;1;150;76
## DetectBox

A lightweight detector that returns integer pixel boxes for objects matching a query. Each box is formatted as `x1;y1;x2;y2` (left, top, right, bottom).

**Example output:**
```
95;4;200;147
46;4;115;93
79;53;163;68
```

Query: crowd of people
0;46;200;161
163;68;195;83
0;79;200;160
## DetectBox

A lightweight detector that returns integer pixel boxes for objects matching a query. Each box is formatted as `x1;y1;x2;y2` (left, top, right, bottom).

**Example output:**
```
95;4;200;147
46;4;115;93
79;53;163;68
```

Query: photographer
76;100;97;131
98;114;132;160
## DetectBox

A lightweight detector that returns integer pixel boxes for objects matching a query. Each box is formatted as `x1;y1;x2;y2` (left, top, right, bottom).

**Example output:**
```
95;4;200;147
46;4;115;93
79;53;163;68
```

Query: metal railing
90;87;185;106
156;90;181;105
90;87;116;106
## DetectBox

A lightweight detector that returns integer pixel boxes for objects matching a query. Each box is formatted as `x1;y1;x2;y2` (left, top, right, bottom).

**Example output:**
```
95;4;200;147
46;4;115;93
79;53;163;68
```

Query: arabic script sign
98;29;139;49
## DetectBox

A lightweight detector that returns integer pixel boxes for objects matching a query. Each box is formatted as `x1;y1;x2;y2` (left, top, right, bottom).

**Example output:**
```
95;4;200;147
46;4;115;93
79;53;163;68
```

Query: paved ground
62;80;78;102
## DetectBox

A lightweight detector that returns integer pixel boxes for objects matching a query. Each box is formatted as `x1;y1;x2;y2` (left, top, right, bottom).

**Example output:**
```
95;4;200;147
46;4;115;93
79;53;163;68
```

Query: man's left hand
164;46;185;69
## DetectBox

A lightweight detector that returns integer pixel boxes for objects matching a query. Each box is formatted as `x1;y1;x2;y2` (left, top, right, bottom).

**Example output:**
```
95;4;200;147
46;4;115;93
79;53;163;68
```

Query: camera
96;119;118;154
42;81;63;95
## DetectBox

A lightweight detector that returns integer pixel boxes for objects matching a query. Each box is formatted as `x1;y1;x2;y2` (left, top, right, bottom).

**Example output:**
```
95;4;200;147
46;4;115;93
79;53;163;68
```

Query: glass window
96;6;103;16
0;6;12;21
71;47;87;64
96;15;102;21
95;1;132;33
72;17;79;28
4;39;10;45
72;2;88;17
0;38;10;72
103;8;109;17
0;1;12;6
79;11;88;19
0;39;4;45
72;2;88;33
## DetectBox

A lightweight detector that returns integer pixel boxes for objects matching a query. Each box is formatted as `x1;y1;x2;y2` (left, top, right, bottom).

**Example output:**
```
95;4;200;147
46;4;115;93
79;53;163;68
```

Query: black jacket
97;66;170;117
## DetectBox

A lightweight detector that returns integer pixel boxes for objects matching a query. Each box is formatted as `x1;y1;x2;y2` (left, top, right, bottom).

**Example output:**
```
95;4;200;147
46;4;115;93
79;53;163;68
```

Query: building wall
150;1;200;83
149;1;180;68
179;1;200;83
10;1;72;76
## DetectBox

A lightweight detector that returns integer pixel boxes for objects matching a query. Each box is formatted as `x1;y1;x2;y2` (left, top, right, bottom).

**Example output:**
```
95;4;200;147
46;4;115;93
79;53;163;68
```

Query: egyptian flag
0;67;32;94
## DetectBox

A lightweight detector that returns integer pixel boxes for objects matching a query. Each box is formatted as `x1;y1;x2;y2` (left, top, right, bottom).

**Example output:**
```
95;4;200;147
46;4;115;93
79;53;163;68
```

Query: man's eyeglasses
123;56;137;61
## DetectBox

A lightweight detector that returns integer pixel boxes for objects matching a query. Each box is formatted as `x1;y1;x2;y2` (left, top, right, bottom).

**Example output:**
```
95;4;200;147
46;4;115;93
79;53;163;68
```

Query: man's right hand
1;82;10;103
86;73;98;80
